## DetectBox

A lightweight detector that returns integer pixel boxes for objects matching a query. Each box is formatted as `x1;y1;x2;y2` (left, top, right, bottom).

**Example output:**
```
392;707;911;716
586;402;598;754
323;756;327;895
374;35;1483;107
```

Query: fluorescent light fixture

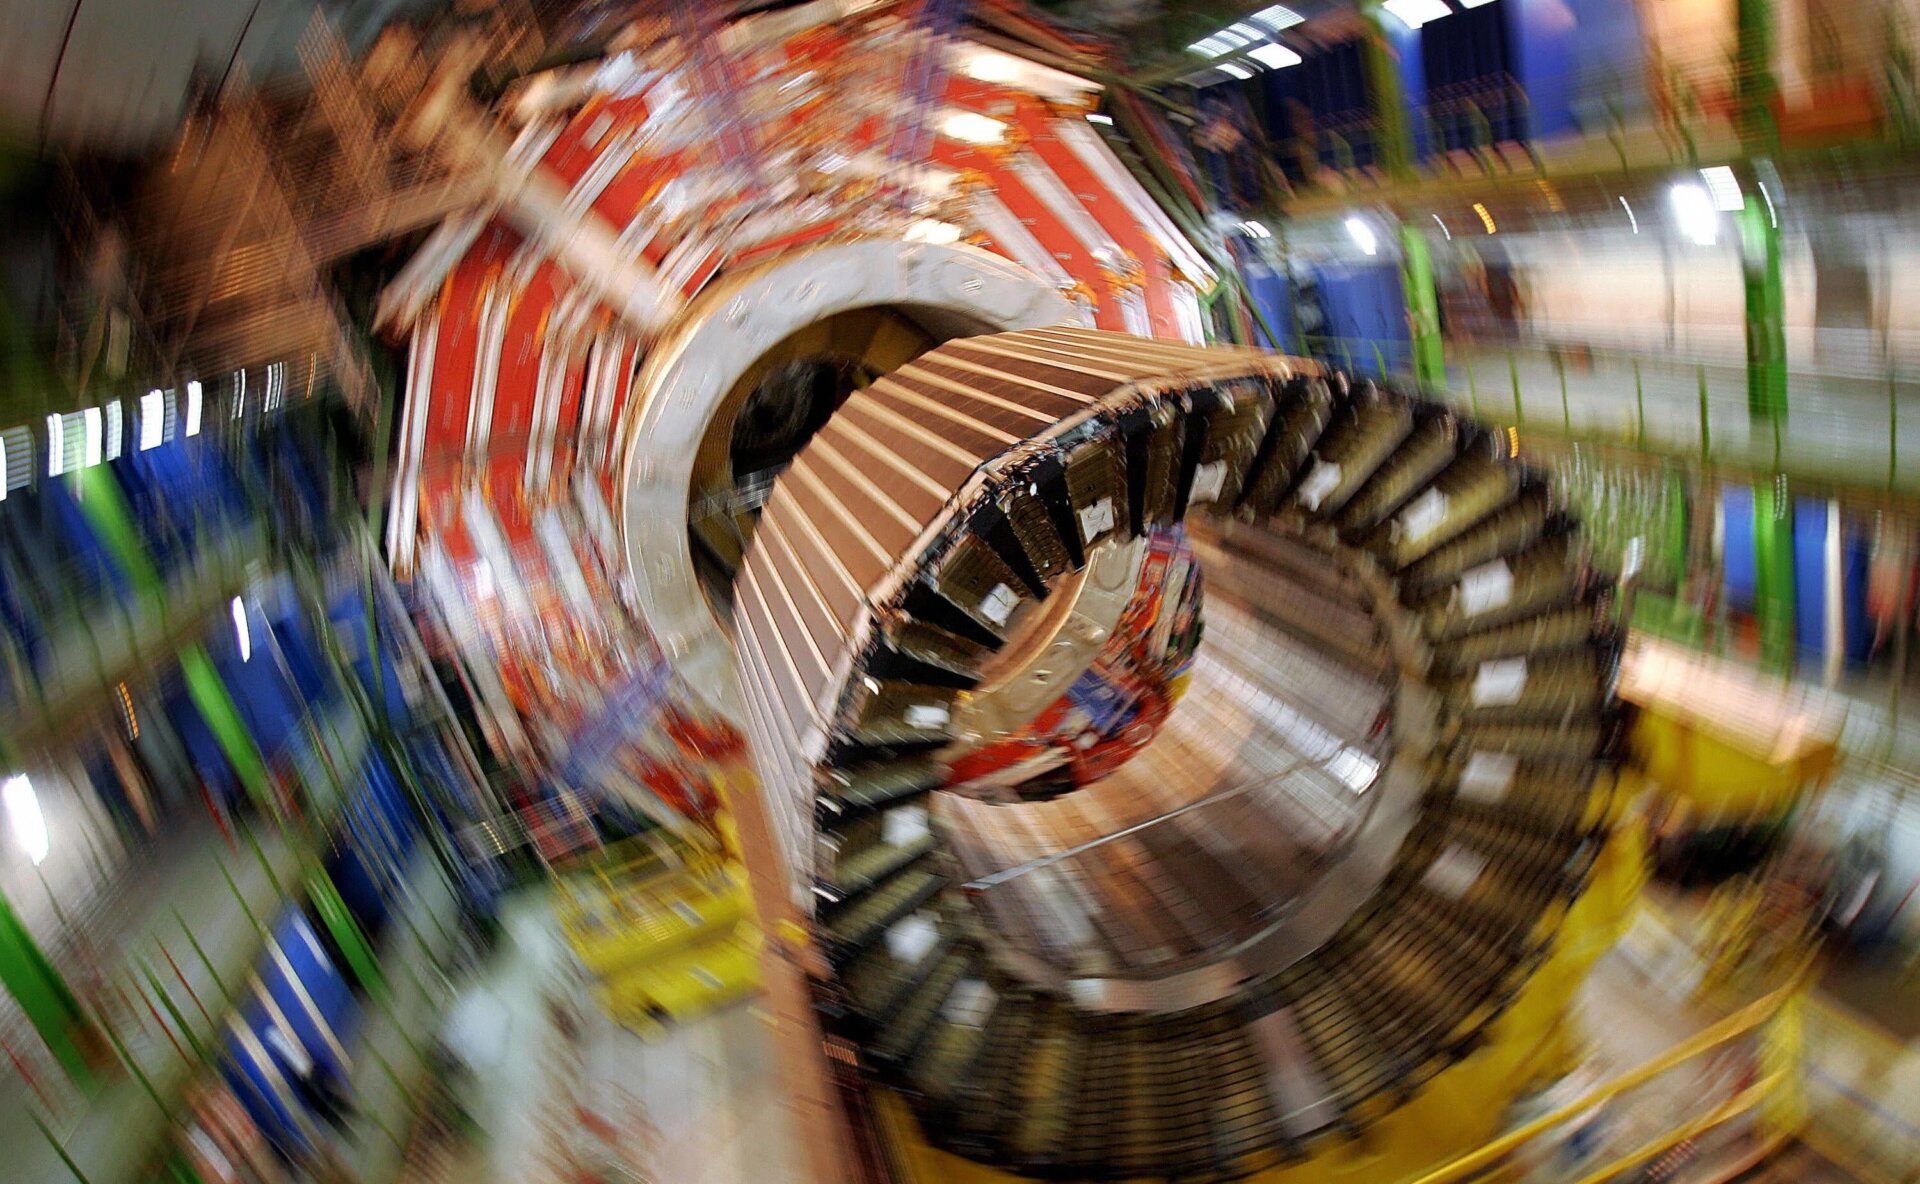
1227;22;1267;40
46;414;63;477
185;380;203;437
1086;112;1114;125
1699;165;1743;212
1252;6;1306;30
1217;62;1254;79
1669;182;1718;245
0;435;7;502
1758;180;1778;228
1473;201;1497;233
82;406;102;468
1432;213;1452;240
4;775;47;867
905;219;963;245
1213;26;1254;47
941;111;1007;145
1345;216;1379;256
1239;219;1271;239
232;369;246;419
1382;0;1452;28
1619;195;1639;234
1248;42;1303;69
104;401;122;461
231;596;251;662
1189;36;1234;56
965;50;1020;84
141;391;166;450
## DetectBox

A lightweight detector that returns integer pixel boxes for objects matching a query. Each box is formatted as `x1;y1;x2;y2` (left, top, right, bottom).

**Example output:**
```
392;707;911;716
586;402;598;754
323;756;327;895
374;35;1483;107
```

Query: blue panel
1240;252;1295;351
267;605;335;707
1510;0;1579;138
259;907;359;1079
1564;0;1650;130
326;839;392;933
1721;485;1757;612
223;997;316;1157
207;607;307;760
1844;522;1874;664
1312;261;1411;377
164;684;241;807
1793;497;1828;660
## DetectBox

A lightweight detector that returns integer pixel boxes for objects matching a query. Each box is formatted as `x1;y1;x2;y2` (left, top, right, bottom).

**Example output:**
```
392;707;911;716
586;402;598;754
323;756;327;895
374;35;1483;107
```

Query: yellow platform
1618;637;1842;822
555;833;763;1036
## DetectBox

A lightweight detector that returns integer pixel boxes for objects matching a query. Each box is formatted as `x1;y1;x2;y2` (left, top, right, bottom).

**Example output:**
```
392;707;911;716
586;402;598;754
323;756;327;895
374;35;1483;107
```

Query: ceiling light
82;406;102;468
1345;216;1379;256
185;380;203;437
941;111;1007;145
1217;62;1254;79
45;413;63;477
1247;43;1302;69
1382;0;1452;29
1252;6;1306;30
1619;195;1638;234
1670;182;1718;245
1432;213;1452;240
1699;165;1744;212
1472;202;1497;233
5;775;47;867
1213;27;1254;47
1239;219;1271;239
140;393;164;452
232;596;251;662
1188;36;1233;56
1227;22;1267;40
1086;112;1113;125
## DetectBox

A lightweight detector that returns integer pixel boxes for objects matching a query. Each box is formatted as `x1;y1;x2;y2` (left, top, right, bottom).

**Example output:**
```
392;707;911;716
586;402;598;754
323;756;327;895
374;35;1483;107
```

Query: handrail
1405;979;1802;1184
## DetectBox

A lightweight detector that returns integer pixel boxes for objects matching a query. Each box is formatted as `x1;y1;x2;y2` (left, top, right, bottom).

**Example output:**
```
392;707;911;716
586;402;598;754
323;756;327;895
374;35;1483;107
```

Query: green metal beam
1739;193;1787;462
1358;0;1417;183
0;891;97;1086
1753;476;1797;674
1735;0;1780;153
1399;222;1444;390
178;645;273;812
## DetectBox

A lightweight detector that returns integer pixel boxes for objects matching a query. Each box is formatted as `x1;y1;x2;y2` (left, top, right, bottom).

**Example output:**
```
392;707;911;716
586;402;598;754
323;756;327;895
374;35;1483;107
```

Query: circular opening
684;303;999;609
936;518;1400;980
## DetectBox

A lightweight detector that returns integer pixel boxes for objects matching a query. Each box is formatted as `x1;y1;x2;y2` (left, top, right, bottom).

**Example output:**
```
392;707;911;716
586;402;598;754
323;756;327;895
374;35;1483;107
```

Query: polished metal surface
730;326;1620;1177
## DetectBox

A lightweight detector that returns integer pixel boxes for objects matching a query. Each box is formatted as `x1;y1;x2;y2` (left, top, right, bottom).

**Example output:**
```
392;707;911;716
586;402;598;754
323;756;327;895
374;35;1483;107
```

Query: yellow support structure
553;829;762;1036
1619;637;1841;823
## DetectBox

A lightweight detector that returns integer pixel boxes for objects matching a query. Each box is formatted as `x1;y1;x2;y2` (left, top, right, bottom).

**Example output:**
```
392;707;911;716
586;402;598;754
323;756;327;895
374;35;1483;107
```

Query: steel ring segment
730;326;1620;1179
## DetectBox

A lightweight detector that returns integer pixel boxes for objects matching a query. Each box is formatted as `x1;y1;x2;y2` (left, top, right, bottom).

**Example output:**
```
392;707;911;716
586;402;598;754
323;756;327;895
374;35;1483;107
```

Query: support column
1753;475;1797;674
1736;0;1781;153
0;891;97;1085
1740;194;1787;456
1399;222;1444;390
1358;0;1417;183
